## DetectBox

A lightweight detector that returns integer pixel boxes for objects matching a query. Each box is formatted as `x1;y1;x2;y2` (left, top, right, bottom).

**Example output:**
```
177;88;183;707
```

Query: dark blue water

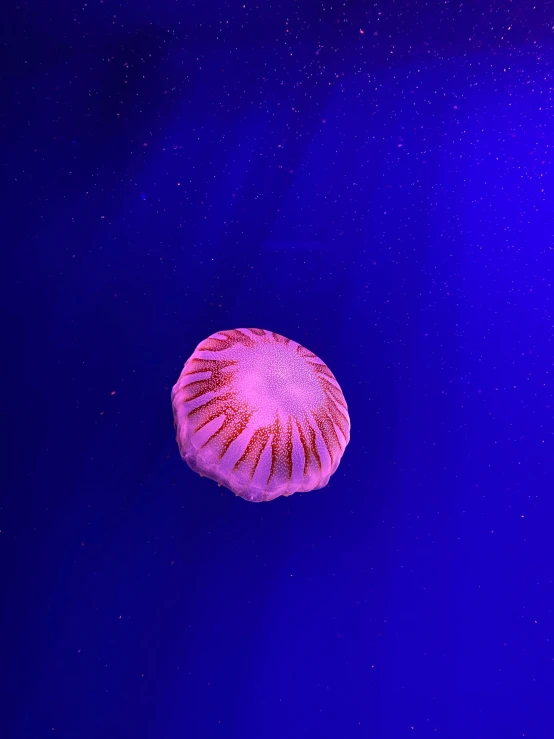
4;2;553;737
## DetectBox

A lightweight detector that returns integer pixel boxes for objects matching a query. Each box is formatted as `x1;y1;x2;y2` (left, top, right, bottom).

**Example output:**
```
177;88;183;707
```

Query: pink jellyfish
171;328;350;502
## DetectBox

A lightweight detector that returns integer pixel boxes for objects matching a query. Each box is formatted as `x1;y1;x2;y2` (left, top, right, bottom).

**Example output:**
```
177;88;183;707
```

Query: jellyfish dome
171;328;350;502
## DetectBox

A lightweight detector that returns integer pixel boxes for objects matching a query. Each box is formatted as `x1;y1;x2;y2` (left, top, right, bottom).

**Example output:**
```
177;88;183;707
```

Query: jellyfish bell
171;328;350;502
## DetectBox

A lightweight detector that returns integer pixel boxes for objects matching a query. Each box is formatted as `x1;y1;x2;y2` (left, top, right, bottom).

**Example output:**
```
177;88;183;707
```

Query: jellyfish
171;328;350;502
